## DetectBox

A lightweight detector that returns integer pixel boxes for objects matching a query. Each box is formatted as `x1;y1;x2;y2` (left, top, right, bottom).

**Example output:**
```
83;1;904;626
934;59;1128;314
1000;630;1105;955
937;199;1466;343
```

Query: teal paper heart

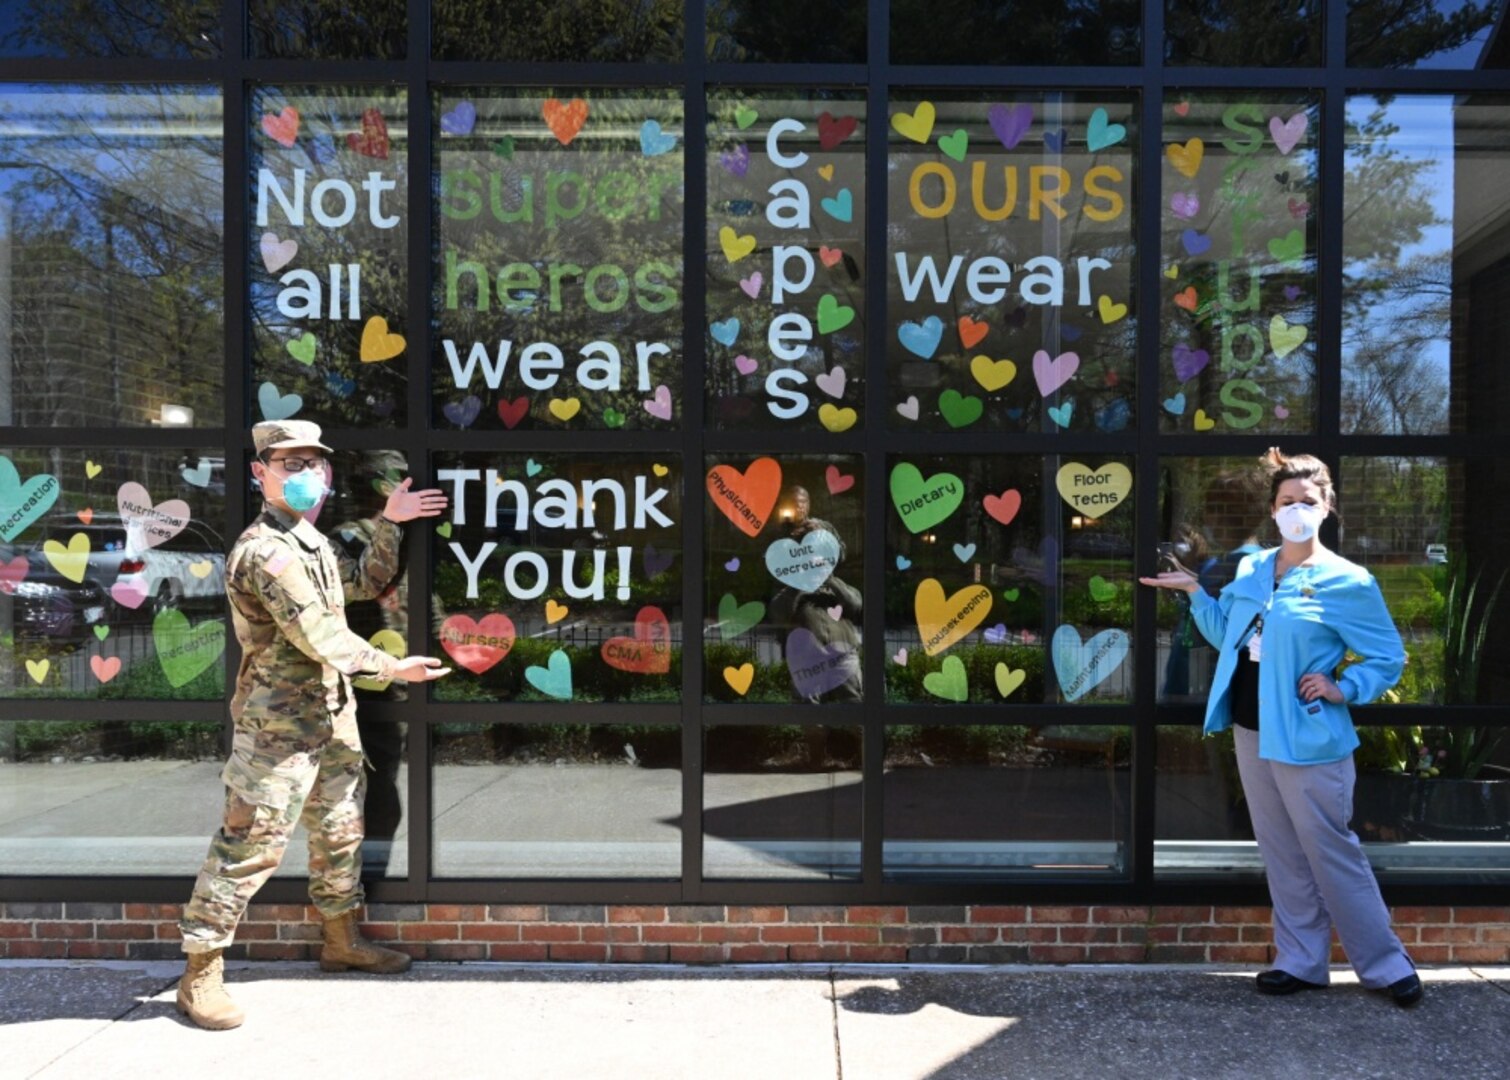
524;649;573;700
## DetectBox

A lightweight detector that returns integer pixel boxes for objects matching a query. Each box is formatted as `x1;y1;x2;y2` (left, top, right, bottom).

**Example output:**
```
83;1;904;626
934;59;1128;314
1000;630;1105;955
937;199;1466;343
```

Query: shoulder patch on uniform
265;550;295;577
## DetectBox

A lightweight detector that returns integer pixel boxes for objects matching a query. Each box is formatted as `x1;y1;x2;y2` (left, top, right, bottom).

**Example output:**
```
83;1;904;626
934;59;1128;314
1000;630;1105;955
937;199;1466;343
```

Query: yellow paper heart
719;226;756;262
43;532;90;583
818;404;857;432
652;463;669;477
1097;295;1128;324
817;164;834;181
25;658;50;683
1163;265;1179;279
891;101;937;144
1269;314;1308;359
548;397;582;421
353;628;407;692
545;600;569;624
1054;462;1132;520
994;662;1026;699
188;560;214;579
970;355;1017;392
85;460;103;479
915;579;993;657
1166;137;1204;178
724;663;755;695
360;315;406;363
1194;409;1216;431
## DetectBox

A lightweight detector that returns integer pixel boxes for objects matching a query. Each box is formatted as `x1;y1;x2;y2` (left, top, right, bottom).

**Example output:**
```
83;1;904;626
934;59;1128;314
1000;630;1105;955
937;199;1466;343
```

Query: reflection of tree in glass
247;0;404;59
706;0;867;63
0;0;220;58
1347;0;1502;68
890;0;1140;65
433;0;682;61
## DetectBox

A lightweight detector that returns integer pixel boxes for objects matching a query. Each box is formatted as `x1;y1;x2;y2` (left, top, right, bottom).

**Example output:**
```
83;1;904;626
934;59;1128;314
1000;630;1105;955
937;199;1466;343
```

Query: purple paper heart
1061;323;1083;342
720;143;750;177
1283;285;1302;301
984;623;1008;644
1181;229;1212;257
441;101;476;136
1170;192;1199;219
988;103;1034;150
443;395;481;428
786;628;859;698
643;544;674;577
1172;344;1211;382
1043;128;1067;153
724;557;741;572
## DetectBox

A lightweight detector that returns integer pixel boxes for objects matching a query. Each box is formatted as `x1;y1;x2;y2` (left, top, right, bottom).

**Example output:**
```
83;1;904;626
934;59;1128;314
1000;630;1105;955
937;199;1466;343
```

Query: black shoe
1387;973;1424;1008
1256;969;1327;995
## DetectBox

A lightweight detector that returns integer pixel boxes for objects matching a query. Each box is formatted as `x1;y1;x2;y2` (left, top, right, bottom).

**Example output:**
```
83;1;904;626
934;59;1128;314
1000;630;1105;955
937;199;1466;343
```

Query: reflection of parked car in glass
33;512;226;621
1425;543;1448;564
1064;530;1133;559
0;546;110;644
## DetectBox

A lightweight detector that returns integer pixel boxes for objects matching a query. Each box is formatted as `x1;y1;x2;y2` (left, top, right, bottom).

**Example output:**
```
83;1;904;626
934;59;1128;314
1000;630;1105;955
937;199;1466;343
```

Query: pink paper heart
896;396;920;421
1270;112;1307;155
1170;192;1199;219
826;605;843;621
0;555;28;593
259;232;297;273
1032;350;1080;396
739;272;763;298
111;578;148;609
643;384;673;421
892;648;908;665
815;366;846;399
1274;404;1290;419
116;482;190;550
733;354;758;376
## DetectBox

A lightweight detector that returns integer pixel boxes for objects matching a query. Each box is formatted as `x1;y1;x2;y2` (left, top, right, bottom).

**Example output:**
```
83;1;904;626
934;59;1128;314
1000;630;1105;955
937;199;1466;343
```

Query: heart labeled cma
601;606;672;674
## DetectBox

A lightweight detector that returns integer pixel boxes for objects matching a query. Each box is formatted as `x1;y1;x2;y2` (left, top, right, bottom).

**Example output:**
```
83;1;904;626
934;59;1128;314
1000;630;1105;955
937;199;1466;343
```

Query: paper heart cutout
1052;626;1129;702
360;315;405;362
707;458;782;537
439;613;516;675
923;656;969;702
786;628;858;697
44;533;90;582
524;649;573;699
260;107;300;147
542;97;589;145
915;579;993;656
602;606;672;674
260;232;298;273
90;655;122;684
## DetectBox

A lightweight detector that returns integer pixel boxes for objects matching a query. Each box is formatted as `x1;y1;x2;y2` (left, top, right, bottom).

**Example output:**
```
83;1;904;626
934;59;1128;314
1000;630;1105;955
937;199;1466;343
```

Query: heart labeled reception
0;449;226;699
887;94;1137;433
252;86;409;428
430;453;683;702
704;456;865;702
706;91;866;431
433;89;685;431
886;455;1134;704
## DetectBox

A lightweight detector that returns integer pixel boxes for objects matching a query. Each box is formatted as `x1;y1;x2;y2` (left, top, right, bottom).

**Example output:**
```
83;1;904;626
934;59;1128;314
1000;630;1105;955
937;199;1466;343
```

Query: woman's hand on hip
1297;672;1345;704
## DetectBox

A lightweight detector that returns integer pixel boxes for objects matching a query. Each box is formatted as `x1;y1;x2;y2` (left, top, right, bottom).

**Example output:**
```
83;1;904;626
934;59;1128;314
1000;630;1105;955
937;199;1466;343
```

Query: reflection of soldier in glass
1160;523;1221;698
770;484;862;705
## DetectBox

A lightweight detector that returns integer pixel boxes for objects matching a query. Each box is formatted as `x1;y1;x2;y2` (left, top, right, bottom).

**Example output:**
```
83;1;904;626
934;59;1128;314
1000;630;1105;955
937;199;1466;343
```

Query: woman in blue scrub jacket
1141;449;1422;1007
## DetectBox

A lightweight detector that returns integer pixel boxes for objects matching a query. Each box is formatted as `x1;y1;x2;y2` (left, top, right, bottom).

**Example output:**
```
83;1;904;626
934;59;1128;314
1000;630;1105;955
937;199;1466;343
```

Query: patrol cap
252;419;333;455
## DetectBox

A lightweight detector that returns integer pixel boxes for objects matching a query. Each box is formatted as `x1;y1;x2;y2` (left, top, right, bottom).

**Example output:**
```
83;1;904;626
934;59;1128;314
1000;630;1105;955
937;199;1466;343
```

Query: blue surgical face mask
280;470;327;512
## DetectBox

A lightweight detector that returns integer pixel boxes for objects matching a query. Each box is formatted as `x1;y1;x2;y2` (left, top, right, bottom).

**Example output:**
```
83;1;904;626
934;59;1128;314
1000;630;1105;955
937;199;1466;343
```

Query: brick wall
1;903;1506;965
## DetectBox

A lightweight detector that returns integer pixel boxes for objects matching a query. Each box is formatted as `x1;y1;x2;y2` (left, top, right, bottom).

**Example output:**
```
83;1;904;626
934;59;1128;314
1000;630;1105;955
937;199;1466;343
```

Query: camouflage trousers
180;714;366;953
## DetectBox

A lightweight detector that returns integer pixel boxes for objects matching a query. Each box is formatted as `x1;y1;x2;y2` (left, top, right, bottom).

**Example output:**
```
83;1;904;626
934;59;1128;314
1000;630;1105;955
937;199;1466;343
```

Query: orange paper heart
90;655;122;683
958;317;989;349
261;107;300;147
77;508;94;525
360;316;406;362
600;606;672;674
706;458;782;537
542;98;590;145
1174;287;1198;312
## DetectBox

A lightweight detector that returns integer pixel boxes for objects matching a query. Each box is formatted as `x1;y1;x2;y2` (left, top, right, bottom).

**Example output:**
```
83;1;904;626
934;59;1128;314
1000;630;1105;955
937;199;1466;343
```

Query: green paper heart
524;649;573;700
938;128;969;162
437;521;453;539
889;462;965;534
816;294;856;334
1267;228;1305;266
735;106;759;130
152;609;225;688
923;655;969;702
1002;588;1020;602
492;136;515;158
603;408;626;428
93;625;109;641
1088;575;1118;602
939;389;984;428
717;593;766;640
286;333;317;365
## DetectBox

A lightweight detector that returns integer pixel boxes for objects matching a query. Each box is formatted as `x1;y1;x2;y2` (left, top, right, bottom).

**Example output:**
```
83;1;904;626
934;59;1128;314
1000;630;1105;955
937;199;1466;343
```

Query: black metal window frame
1;0;1507;909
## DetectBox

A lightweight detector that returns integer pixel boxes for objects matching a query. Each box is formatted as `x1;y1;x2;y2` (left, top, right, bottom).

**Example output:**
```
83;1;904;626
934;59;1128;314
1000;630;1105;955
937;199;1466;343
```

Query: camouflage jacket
226;504;403;726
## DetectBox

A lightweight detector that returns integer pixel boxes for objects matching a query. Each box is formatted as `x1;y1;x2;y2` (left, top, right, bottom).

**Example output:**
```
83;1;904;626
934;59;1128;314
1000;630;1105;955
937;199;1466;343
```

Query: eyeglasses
266;455;328;474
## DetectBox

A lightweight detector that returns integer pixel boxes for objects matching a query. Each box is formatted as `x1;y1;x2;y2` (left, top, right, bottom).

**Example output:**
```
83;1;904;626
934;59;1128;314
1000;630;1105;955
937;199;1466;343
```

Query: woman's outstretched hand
1138;562;1201;595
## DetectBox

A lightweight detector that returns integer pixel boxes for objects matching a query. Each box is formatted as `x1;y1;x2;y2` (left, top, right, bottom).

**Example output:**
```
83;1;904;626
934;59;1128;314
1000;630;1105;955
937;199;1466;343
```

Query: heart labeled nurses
707;98;865;429
1162;99;1315;432
888;97;1134;430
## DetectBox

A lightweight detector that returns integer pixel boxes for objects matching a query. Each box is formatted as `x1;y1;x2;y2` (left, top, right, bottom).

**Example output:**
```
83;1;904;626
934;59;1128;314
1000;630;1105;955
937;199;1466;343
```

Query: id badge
1247;631;1263;662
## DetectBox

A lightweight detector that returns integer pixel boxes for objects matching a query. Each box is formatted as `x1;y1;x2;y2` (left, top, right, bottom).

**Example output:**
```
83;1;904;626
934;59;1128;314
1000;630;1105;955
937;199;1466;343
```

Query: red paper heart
346;108;390;159
817;112;857;150
496;396;530;429
600;606;671;674
0;555;28;593
261;107;300;147
706;458;782;537
818;246;843;268
983;489;1023;527
958;316;989;349
90;655;122;684
439;613;516;674
825;465;855;496
542;98;590;145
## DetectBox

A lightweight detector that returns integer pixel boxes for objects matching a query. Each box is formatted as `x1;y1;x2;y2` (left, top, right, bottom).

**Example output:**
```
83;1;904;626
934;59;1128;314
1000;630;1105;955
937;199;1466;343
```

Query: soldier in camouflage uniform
176;421;450;1031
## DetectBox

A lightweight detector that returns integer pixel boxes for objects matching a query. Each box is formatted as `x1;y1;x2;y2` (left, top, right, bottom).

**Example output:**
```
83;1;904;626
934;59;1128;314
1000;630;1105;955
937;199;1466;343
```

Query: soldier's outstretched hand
392;656;452;682
384;477;449;522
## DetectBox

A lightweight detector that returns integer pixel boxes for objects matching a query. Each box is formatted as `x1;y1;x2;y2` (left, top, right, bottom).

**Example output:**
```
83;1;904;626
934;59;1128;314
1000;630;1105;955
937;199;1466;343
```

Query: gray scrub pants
1234;726;1415;988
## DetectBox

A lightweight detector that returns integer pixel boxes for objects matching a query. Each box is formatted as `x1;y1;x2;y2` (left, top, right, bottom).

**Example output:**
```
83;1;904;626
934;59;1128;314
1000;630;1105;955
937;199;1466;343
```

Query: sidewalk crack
828;966;843;1080
27;971;181;1079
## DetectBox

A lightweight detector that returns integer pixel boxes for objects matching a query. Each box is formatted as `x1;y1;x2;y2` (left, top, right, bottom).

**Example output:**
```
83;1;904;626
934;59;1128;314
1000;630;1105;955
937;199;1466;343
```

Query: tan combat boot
320;909;412;974
176;949;245;1030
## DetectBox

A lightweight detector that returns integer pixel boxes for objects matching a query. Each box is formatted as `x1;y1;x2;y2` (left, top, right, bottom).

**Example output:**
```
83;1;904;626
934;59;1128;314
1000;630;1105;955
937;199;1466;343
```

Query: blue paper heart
1181;229;1212;257
441;101;476;136
303;134;336;166
710;318;740;347
820;188;853;222
257;381;302;421
1086;107;1126;151
639;119;677;156
764;529;841;593
724;557;740;572
1052;626;1129;702
1162;392;1187;415
984;623;1008;645
1094;397;1130;433
443;395;482;428
1047;400;1074;428
524;649;573;700
895;554;912;570
897;316;944;359
1060;323;1083;342
1043;128;1067;153
324;371;355;399
526;458;542;477
953;542;977;563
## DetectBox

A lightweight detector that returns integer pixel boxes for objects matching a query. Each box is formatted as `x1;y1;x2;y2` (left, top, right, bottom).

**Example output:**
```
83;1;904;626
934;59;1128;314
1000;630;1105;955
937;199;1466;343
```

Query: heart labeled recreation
0;456;61;542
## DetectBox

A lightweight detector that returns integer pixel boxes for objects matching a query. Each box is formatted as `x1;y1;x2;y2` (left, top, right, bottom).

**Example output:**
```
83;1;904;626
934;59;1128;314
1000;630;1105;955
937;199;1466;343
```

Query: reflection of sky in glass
1355;0;1508;68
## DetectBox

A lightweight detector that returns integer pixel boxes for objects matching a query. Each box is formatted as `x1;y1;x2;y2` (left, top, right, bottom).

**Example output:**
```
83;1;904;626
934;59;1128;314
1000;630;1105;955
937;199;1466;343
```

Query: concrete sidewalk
3;961;1508;1079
